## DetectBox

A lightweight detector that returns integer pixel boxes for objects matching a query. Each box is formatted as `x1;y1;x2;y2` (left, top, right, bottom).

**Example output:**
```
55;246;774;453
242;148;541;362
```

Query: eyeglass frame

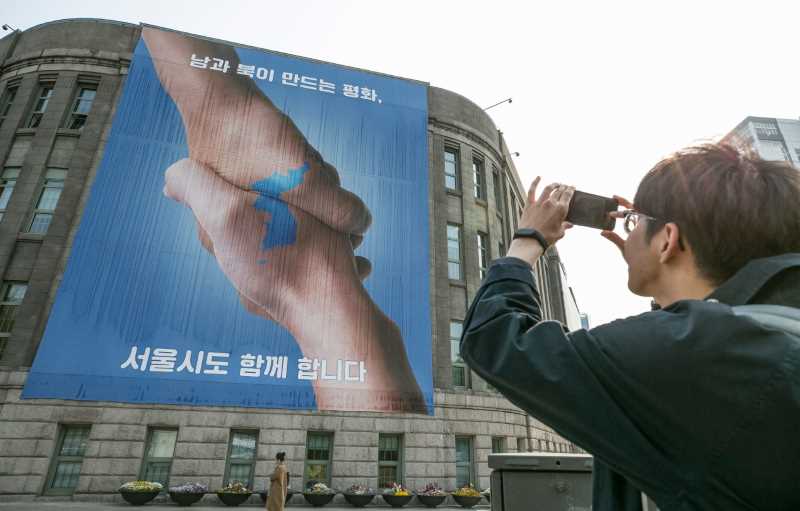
620;209;659;234
620;209;685;250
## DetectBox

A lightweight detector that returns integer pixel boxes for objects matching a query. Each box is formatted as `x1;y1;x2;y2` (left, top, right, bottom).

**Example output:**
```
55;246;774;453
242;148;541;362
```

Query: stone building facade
0;19;581;503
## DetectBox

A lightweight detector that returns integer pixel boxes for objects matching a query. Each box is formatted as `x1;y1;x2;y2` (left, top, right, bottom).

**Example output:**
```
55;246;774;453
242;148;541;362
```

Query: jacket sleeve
459;258;677;502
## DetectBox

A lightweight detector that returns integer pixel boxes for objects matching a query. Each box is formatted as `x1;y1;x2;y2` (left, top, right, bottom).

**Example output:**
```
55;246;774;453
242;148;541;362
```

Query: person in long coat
267;452;289;511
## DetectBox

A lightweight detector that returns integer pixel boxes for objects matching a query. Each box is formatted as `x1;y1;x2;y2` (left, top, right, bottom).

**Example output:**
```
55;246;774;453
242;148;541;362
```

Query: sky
3;0;798;326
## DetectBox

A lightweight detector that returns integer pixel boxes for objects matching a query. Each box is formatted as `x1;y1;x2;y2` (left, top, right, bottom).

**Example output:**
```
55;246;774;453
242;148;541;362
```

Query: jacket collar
707;253;800;306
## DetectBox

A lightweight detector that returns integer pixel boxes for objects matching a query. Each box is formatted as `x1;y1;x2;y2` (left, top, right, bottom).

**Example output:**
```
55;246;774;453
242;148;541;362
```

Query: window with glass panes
472;156;486;200
44;424;91;495
477;232;488;280
0;85;18;129
27;168;66;234
0;167;19;223
491;437;505;453
27;84;54;128
455;436;473;488
492;166;503;209
444;146;459;190
304;432;333;485
0;281;27;359
140;428;177;490
447;224;462;280
517;437;527;452
378;434;403;488
64;86;97;130
450;320;469;388
224;430;258;488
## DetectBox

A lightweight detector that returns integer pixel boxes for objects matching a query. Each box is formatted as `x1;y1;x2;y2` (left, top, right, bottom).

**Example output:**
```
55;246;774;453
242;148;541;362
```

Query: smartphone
566;190;618;230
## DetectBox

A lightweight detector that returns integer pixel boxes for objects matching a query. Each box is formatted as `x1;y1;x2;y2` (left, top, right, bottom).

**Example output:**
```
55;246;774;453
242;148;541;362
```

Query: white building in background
724;116;800;167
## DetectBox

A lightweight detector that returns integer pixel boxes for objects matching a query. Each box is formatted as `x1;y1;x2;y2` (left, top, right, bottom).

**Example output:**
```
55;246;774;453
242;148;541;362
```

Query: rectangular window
378;434;403;488
492;166;503;209
224;430;258;489
752;121;780;139
447;224;462;280
305;431;333;486
517;437;527;452
0;167;20;223
64;86;97;130
477;232;488;280
140;428;177;490
472;156;486;200
44;424;91;495
0;281;27;359
455;436;474;488
0;84;18;129
27;168;66;234
498;241;505;258
27;85;54;128
450;320;469;388
491;437;505;453
444;146;459;190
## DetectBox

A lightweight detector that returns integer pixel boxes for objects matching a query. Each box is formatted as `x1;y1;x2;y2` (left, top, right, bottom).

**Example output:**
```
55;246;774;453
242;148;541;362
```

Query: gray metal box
489;452;593;511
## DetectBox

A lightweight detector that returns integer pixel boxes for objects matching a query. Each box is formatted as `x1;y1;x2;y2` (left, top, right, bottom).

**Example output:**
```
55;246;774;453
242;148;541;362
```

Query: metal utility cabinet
489;452;593;511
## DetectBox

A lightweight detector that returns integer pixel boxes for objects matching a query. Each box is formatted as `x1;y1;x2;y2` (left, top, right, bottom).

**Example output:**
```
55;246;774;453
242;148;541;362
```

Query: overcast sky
4;0;798;326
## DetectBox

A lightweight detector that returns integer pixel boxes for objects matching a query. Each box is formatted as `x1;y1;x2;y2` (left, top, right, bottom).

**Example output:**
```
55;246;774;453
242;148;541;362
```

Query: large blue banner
22;26;432;413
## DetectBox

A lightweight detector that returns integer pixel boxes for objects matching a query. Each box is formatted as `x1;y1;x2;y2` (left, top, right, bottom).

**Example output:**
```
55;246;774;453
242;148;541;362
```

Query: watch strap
512;228;549;251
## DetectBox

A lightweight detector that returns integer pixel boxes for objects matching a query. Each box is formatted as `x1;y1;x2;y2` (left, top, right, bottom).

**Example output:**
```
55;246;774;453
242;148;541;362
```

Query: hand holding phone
566;191;619;230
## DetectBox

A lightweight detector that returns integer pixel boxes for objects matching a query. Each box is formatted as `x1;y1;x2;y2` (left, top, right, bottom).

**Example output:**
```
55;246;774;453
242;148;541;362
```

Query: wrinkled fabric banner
22;27;432;414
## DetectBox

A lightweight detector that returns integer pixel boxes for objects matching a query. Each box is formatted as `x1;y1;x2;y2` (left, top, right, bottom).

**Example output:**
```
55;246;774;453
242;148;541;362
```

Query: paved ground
0;500;490;510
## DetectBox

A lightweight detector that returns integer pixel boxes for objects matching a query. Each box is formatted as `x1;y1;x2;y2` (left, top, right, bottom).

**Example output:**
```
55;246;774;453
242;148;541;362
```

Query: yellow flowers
453;484;481;497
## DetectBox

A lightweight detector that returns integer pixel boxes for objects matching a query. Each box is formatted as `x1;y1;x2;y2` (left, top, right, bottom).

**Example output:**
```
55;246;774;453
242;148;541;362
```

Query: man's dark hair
276;451;286;461
634;143;800;284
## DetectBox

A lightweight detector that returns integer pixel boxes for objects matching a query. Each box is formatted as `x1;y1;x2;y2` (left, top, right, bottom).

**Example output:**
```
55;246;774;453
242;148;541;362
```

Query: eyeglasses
621;209;659;234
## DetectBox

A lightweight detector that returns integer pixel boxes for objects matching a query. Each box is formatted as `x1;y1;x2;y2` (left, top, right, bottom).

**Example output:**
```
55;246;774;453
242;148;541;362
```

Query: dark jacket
460;253;800;511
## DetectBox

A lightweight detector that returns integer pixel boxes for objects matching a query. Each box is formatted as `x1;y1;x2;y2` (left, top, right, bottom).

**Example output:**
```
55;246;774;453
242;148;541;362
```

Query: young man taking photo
460;144;800;510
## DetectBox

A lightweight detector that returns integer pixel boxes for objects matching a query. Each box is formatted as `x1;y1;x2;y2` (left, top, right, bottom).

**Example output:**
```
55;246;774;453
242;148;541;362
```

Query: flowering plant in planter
119;481;163;492
217;482;251;494
452;484;481;497
382;482;410;496
305;482;336;495
344;484;375;495
417;483;446;497
169;482;208;494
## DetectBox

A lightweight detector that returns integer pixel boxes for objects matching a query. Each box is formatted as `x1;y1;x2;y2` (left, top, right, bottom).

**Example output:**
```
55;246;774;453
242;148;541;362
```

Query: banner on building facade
22;26;432;414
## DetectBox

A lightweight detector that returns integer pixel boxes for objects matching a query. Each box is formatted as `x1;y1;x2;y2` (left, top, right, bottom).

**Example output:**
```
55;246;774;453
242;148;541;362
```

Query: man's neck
651;272;716;309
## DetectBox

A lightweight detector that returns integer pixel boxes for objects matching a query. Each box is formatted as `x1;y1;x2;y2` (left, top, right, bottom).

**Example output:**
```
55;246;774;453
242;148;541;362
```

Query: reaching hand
520;177;575;246
601;195;634;255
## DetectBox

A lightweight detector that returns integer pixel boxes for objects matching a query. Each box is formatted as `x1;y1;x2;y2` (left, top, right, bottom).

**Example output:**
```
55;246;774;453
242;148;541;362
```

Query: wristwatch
512;228;549;251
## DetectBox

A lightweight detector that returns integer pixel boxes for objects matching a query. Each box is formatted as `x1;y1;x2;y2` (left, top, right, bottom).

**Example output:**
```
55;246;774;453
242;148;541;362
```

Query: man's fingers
558;186;575;206
528;176;541;205
538;182;559;202
601;230;626;253
613;195;634;209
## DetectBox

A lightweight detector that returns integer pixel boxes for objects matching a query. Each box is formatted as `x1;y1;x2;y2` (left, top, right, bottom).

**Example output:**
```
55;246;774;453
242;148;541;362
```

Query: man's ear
657;222;683;264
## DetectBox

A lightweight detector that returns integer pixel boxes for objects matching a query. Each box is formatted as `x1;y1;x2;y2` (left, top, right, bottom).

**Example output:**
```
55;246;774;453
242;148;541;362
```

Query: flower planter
119;490;160;505
382;494;413;507
452;494;482;508
416;494;447;508
169;491;205;506
343;493;375;507
216;492;252;506
303;492;336;507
